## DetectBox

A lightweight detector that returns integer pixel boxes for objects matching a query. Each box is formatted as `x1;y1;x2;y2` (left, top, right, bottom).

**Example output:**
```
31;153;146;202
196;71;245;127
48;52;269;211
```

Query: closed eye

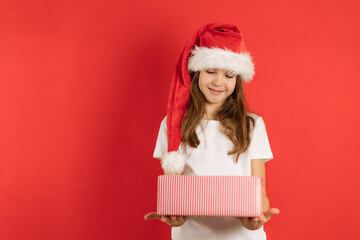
225;74;235;78
206;70;215;74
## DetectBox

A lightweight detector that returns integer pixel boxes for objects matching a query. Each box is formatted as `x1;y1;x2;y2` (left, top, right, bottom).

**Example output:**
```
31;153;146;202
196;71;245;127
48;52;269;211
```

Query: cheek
226;81;236;93
198;77;211;90
197;80;207;96
198;80;205;92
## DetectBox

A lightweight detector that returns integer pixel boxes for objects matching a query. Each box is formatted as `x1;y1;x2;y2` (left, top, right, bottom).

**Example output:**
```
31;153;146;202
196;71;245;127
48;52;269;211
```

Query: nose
212;74;223;86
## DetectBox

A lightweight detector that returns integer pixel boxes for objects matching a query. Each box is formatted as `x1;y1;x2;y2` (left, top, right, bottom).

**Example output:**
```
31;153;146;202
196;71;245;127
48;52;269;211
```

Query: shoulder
246;112;264;126
246;112;270;138
160;115;167;130
246;112;260;120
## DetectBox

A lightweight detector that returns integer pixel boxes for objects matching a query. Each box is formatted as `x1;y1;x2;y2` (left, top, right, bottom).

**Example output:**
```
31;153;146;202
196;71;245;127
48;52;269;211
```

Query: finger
268;208;280;215
242;217;261;230
243;217;252;225
253;214;264;222
144;212;161;221
175;216;189;226
260;215;267;224
264;208;280;221
174;216;185;225
260;208;280;224
170;216;180;225
178;216;188;224
166;216;180;227
251;217;264;224
163;216;172;226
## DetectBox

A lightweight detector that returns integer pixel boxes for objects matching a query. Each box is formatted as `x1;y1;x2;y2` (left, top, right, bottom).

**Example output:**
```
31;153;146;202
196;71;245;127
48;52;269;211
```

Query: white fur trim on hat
161;151;186;175
187;46;255;82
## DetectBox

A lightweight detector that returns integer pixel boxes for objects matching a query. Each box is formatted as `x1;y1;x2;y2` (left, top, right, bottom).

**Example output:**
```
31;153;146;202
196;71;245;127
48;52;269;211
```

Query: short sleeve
249;116;274;162
153;116;168;160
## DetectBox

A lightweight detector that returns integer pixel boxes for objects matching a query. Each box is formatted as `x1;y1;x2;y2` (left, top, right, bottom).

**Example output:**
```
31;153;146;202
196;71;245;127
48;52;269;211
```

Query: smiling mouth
209;88;224;95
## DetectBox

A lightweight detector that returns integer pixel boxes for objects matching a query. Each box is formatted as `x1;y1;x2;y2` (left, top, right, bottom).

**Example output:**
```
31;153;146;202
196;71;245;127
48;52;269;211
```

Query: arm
236;159;279;230
251;159;269;213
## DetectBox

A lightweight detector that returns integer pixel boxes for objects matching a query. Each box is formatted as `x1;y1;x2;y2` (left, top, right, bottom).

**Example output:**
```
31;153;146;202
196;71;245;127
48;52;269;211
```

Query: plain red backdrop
1;0;360;239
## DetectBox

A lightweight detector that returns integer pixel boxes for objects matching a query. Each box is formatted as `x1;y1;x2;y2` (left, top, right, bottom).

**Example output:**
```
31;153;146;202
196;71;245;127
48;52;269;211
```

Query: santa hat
161;23;255;175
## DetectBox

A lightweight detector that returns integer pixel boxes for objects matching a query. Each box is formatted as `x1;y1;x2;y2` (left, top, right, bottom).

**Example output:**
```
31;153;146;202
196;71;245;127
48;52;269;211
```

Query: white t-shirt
153;113;273;240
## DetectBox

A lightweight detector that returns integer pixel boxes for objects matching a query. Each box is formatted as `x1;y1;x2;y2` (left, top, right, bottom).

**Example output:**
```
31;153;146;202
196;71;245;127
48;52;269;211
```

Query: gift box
157;175;263;217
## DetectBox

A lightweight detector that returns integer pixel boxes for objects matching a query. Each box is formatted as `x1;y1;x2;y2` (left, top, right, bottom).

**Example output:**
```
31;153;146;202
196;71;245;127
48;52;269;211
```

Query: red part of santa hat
167;22;255;154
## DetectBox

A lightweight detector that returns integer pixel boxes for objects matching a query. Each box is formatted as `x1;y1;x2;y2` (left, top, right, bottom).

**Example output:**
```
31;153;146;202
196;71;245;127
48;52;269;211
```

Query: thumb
264;208;280;221
144;212;162;221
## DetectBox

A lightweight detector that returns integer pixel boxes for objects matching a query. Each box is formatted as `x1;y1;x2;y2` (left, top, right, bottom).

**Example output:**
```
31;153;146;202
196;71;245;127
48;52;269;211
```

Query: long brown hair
181;71;255;162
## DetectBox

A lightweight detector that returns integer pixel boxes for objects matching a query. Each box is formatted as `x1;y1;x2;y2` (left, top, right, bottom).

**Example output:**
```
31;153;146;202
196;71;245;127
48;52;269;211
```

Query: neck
203;102;221;120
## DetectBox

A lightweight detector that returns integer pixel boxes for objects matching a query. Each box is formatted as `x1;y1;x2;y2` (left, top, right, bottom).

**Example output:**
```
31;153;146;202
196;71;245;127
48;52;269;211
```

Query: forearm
263;195;269;213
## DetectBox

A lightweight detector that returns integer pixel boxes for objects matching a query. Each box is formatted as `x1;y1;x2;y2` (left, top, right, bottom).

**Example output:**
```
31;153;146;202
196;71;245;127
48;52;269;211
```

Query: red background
1;0;360;239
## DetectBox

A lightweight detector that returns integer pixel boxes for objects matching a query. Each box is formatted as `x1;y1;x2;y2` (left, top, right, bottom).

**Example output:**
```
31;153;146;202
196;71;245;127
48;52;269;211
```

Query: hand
237;208;280;230
144;212;189;227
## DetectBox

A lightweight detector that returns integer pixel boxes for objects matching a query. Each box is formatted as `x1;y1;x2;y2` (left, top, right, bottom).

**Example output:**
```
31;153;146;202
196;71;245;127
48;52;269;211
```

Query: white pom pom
161;151;186;175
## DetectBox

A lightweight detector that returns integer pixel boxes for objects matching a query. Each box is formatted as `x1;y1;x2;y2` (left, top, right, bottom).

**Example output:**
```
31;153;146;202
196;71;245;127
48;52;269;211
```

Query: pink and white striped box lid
157;175;263;217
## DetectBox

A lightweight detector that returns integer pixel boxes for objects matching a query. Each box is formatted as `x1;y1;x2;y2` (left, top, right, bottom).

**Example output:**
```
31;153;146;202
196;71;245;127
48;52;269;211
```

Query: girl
145;23;279;240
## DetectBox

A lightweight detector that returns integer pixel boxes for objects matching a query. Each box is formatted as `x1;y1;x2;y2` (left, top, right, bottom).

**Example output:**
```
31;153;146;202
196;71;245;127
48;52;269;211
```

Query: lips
209;88;224;95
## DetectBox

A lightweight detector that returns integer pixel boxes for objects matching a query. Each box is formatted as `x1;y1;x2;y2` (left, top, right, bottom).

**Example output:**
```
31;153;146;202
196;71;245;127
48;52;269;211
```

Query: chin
207;99;226;105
